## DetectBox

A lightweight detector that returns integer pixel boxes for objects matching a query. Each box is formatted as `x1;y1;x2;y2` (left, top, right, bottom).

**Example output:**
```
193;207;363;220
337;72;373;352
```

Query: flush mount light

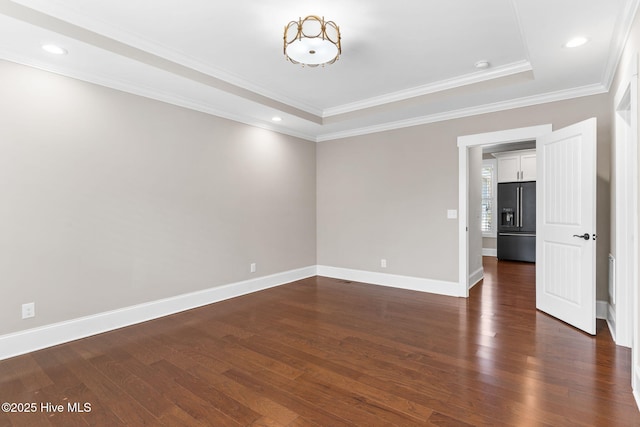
272;116;282;122
284;15;341;67
565;36;589;48
42;44;67;55
474;60;490;70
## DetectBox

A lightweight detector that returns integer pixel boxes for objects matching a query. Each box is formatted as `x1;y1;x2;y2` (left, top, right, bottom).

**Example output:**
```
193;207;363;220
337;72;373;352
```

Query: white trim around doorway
457;124;552;297
613;54;638;349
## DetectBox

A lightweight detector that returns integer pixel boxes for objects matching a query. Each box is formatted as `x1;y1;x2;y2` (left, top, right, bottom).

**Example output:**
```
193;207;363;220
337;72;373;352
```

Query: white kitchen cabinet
493;150;536;183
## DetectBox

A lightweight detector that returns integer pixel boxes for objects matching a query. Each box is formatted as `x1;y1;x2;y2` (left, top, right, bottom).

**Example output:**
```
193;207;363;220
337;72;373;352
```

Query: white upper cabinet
519;152;537;181
494;149;536;183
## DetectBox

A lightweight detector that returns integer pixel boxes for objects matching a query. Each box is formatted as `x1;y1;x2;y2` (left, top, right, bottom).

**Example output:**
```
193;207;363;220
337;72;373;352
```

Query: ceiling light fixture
565;36;589;48
474;60;490;70
272;116;282;122
41;44;67;55
284;15;341;67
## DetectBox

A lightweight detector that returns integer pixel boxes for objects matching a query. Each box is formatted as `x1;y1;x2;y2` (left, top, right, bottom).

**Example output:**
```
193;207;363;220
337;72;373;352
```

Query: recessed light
565;36;589;48
42;44;68;55
474;60;490;70
272;116;282;122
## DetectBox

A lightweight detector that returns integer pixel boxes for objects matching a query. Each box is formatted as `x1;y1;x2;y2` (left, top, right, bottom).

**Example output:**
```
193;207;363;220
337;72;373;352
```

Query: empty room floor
0;257;638;426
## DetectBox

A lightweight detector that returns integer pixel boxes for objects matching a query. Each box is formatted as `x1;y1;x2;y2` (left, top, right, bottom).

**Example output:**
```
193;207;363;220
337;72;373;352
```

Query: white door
536;118;597;334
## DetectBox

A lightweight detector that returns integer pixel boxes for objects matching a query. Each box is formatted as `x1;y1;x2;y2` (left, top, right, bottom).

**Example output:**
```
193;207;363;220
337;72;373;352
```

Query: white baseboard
0;265;611;362
0;266;317;361
482;248;497;257
596;300;609;320
605;302;617;341
634;371;640;411
469;267;484;289
317;265;463;297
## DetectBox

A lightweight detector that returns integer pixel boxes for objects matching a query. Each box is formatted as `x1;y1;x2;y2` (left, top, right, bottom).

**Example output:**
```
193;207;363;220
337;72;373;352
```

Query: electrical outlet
22;302;35;319
381;259;387;268
250;263;256;273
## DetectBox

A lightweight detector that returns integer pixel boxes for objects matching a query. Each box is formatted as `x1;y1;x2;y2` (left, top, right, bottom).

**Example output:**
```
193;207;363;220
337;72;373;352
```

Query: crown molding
602;0;640;90
16;0;531;121
1;45;608;145
508;0;533;74
316;83;607;142
8;0;325;118
0;52;318;142
321;60;533;118
89;30;325;118
0;0;322;126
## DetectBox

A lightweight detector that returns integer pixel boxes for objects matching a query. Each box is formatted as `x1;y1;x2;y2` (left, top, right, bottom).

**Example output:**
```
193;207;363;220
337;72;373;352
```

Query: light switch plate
447;209;458;219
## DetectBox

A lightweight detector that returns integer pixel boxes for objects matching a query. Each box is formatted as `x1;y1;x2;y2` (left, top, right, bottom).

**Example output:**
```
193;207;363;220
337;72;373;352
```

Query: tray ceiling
0;0;637;141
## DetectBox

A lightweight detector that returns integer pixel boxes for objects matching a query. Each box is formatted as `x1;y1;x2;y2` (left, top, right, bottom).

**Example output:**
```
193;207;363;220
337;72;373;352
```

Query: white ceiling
0;0;637;141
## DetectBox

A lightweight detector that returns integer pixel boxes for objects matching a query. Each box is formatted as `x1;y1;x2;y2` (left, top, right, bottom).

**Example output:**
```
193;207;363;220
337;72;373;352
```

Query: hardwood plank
245;361;426;426
185;364;299;425
150;359;256;426
428;411;476;427
62;342;159;426
284;416;321;427
0;379;52;427
223;368;355;427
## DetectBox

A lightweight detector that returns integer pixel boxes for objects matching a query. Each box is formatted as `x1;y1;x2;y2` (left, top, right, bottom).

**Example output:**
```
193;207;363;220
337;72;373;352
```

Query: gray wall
317;94;612;299
317;127;459;282
0;60;317;336
483;237;497;250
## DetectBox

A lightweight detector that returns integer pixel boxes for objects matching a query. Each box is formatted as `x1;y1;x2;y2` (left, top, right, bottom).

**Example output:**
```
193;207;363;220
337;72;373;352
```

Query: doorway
460;120;599;335
457;125;551;298
482;142;536;264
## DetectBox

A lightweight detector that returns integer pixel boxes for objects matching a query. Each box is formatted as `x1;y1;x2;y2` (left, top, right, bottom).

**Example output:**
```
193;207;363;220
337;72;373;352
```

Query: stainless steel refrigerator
497;182;536;262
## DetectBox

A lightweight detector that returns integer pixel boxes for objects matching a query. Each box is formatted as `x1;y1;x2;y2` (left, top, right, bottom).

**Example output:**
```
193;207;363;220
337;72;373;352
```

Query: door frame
457;124;551;297
612;54;639;404
613;54;638;349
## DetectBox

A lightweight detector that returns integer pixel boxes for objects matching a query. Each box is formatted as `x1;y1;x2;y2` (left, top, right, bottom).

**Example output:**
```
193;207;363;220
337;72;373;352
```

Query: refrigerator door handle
515;187;520;228
516;186;520;227
520;186;524;229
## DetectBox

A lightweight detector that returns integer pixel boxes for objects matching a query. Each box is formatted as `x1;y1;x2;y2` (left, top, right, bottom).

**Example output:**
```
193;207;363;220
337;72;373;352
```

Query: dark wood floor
0;257;638;426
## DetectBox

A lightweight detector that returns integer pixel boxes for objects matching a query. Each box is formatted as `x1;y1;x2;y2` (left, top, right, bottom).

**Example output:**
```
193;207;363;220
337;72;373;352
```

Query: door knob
573;233;590;240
